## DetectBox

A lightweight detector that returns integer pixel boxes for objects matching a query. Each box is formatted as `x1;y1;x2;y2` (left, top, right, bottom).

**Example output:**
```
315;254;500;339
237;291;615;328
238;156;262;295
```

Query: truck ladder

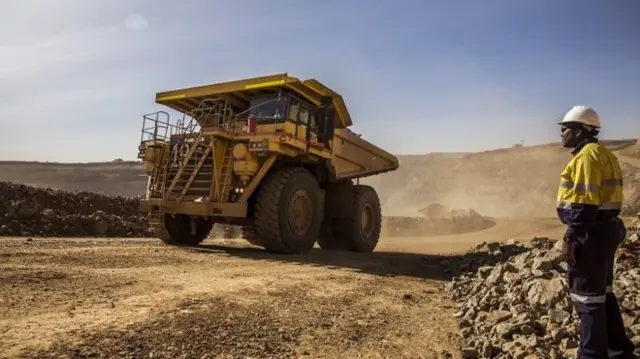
174;144;212;203
213;140;235;202
164;132;204;198
150;144;172;198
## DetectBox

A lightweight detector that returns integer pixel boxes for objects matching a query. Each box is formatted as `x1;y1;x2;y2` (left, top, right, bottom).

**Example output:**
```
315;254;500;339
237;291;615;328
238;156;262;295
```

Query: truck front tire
153;213;213;246
255;166;323;254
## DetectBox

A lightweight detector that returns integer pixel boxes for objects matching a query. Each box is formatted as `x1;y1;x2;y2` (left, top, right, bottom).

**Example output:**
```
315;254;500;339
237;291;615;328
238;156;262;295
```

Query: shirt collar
571;137;598;156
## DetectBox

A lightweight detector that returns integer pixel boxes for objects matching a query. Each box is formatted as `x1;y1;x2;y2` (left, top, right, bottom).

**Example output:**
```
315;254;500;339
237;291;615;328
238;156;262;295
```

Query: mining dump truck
137;73;399;254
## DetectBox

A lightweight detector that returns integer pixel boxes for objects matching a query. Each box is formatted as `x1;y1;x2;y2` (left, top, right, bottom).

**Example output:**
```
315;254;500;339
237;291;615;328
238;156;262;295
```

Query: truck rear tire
317;220;350;250
255;166;323;254
319;184;381;253
153;213;213;246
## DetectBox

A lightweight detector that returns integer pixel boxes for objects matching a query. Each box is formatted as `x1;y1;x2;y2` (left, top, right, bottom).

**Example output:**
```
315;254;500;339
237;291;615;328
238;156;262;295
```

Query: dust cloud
365;140;640;219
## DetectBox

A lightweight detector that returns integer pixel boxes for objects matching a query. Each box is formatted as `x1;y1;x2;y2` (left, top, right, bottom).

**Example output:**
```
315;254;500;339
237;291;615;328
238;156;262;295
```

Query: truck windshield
250;97;287;121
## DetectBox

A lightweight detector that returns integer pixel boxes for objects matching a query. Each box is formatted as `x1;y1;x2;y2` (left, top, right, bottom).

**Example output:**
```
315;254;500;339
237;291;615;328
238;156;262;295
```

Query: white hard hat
557;105;601;128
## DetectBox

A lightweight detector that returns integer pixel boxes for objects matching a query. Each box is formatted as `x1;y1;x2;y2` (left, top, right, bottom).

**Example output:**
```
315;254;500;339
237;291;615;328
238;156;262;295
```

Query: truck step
167;168;213;174
166;168;213;176
166;188;211;197
169;158;213;166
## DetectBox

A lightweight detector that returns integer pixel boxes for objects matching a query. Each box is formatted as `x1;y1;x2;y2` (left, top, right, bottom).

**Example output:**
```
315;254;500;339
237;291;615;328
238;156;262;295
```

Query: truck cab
245;92;332;148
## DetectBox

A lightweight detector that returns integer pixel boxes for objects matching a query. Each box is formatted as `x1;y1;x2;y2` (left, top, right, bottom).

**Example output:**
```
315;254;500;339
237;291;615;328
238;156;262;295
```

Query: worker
556;105;637;359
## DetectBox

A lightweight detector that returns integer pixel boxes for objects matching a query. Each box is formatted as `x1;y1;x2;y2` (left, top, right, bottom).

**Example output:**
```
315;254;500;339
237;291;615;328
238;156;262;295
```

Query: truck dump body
154;73;399;179
332;128;399;179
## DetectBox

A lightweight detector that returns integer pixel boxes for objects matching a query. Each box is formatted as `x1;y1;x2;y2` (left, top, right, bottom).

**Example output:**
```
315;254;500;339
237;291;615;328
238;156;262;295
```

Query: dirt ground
1;217;567;359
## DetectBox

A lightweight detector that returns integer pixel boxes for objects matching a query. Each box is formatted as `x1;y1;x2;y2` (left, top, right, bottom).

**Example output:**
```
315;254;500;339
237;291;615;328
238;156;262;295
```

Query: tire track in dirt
18;279;459;359
1;238;463;359
1;217;568;358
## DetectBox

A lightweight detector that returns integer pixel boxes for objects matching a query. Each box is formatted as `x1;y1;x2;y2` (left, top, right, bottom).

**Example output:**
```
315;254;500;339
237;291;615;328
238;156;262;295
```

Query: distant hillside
0;161;146;197
617;138;640;159
362;139;640;217
0;138;638;218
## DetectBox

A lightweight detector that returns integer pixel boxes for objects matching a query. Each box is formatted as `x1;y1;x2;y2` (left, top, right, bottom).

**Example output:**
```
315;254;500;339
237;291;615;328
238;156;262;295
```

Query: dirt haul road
0;217;565;359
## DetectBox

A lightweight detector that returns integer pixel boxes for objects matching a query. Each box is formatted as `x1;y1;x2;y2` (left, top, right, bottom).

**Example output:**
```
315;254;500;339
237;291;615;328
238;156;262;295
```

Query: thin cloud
0;0;638;162
0;25;128;79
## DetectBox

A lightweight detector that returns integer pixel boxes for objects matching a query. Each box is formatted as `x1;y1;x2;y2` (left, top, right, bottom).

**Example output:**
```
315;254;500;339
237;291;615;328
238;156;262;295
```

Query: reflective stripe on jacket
556;139;624;239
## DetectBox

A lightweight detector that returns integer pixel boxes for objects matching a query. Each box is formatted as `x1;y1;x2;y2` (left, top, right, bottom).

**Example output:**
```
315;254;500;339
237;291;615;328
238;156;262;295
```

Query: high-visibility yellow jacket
557;139;624;240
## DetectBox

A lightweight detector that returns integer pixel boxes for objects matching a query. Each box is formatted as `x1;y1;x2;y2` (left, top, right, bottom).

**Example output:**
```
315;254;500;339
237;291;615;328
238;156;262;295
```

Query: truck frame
137;73;399;254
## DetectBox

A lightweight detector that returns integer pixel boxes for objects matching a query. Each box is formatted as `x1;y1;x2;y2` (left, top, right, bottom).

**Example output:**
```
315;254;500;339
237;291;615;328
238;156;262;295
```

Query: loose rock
445;234;640;358
0;181;151;237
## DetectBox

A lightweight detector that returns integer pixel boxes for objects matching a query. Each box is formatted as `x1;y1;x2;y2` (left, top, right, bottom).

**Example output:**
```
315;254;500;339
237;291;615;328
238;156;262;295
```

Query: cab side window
299;107;309;125
288;103;299;122
309;113;317;130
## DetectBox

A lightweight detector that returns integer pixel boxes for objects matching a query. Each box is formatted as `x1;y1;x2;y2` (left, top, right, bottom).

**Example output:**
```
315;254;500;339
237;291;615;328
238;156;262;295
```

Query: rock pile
630;215;640;232
444;236;640;359
622;203;640;218
0;181;151;237
621;161;640;217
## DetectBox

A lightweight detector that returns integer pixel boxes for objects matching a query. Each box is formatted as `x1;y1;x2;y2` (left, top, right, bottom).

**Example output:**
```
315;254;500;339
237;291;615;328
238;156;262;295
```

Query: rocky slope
0;181;150;237
618;139;640;159
621;160;640;216
0;161;146;197
364;140;640;218
443;233;640;358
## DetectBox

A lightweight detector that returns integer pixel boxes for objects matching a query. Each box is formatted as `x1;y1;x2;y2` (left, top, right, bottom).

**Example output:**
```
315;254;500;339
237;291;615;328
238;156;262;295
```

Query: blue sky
1;0;638;162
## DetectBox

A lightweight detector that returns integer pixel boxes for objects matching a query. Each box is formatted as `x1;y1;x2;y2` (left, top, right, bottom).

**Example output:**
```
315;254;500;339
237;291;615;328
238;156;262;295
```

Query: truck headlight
249;140;268;149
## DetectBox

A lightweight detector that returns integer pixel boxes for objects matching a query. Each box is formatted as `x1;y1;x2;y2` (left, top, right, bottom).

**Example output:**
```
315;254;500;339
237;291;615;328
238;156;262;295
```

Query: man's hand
562;240;576;266
562;235;577;267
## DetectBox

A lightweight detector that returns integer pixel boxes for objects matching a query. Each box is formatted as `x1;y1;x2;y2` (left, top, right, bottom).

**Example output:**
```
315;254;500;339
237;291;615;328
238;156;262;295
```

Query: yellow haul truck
137;73;399;254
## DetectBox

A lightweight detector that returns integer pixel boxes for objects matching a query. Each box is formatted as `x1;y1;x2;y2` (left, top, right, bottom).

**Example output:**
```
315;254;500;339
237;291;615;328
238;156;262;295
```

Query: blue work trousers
568;217;637;359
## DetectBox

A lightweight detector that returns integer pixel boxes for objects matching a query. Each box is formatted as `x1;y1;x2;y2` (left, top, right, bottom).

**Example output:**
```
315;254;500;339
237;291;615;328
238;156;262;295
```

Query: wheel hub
288;189;312;235
360;203;374;238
